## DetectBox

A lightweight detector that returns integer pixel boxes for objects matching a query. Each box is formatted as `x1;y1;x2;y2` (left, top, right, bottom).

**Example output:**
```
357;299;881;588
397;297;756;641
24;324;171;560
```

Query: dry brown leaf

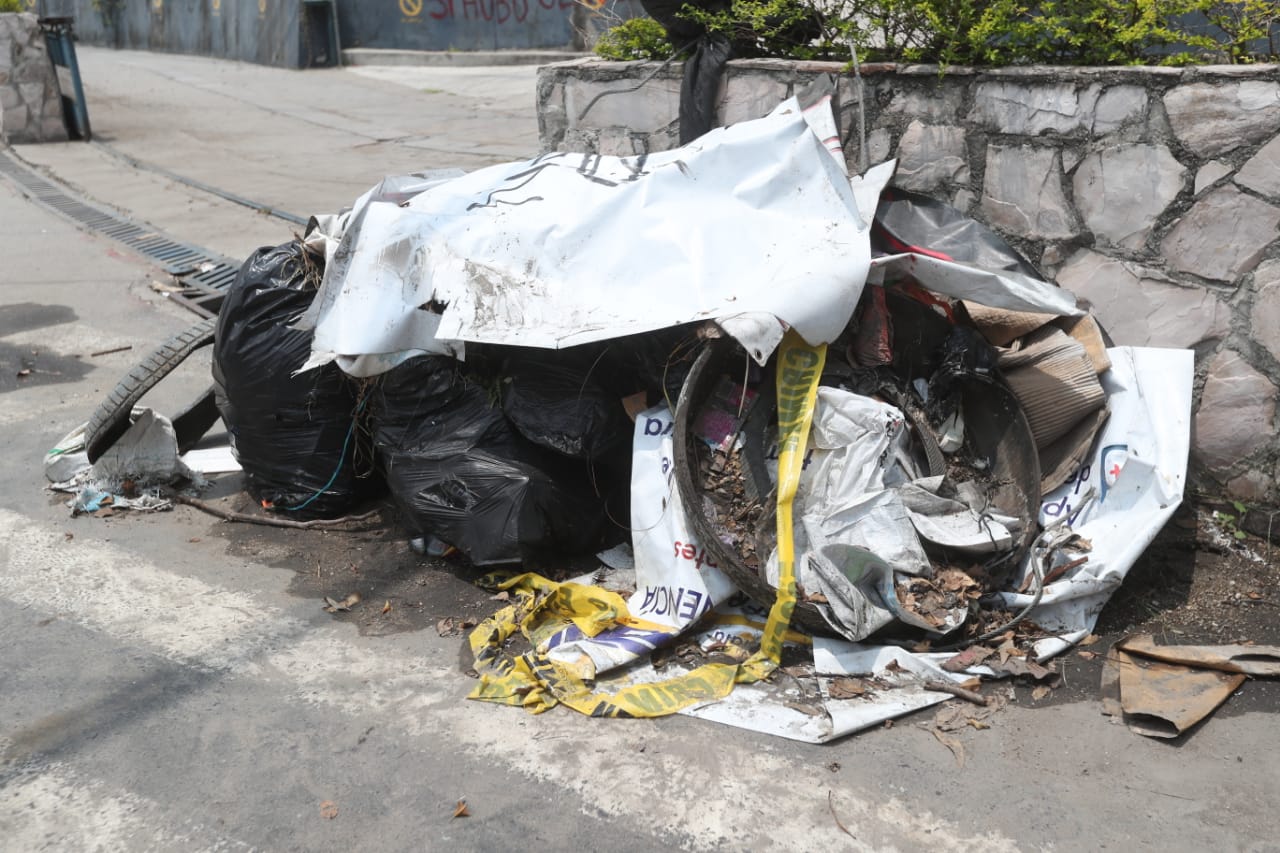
459;618;477;629
64;532;74;541
323;592;362;613
319;800;338;820
381;600;392;614
16;368;31;378
1078;650;1099;661
437;617;456;637
942;645;995;673
1032;685;1052;701
452;800;470;819
1247;592;1263;600
490;591;510;602
827;677;867;700
928;726;966;767
1080;634;1100;646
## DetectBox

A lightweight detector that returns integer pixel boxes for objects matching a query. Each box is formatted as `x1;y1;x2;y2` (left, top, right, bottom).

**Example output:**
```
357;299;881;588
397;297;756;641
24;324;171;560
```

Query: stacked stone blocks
538;59;1280;500
0;12;69;144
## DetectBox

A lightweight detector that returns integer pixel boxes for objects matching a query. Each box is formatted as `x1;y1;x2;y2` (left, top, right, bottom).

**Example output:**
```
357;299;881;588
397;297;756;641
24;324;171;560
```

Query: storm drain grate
0;149;241;318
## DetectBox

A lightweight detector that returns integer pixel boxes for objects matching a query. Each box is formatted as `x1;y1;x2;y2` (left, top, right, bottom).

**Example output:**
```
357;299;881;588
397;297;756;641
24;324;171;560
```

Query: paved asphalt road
1;48;1278;851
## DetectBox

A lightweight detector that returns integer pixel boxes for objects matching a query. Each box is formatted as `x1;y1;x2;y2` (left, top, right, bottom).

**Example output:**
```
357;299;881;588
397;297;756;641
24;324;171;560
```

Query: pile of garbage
57;88;1198;742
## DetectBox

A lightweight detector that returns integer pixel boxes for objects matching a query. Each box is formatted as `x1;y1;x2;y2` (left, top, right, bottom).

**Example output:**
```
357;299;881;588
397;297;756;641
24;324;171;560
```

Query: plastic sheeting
214;243;371;519
554;346;1191;742
299;98;881;376
371;356;612;565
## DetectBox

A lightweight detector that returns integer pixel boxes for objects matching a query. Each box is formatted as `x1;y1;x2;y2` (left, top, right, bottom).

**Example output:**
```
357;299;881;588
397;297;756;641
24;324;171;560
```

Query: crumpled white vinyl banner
585;347;1193;743
542;405;738;678
301;97;881;376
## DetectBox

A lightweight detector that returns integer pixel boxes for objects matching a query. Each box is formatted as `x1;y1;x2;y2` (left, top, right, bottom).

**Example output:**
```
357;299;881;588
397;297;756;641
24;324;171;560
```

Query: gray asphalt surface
2;47;1278;852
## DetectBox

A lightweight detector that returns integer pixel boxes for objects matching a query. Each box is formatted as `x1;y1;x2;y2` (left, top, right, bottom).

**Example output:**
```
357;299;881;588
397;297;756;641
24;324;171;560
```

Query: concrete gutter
341;48;589;67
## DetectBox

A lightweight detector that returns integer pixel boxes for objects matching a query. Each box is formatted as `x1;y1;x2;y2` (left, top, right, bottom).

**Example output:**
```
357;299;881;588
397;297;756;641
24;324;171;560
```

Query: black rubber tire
84;317;218;463
171;384;221;454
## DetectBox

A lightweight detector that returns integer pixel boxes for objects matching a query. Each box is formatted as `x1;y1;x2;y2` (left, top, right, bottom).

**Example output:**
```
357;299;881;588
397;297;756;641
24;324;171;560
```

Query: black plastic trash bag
372;356;612;565
213;242;375;518
496;346;633;461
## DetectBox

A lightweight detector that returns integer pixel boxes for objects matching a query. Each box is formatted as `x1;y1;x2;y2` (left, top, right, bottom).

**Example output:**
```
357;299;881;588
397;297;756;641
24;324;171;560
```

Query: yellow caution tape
467;331;826;718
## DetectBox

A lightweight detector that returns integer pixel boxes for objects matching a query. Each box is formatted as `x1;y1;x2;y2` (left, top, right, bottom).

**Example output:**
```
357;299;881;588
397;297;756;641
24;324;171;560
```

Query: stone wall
0;13;67;144
537;58;1280;502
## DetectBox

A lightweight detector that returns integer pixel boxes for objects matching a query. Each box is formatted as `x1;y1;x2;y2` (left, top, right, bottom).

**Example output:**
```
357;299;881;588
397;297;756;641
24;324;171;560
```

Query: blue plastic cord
282;397;366;513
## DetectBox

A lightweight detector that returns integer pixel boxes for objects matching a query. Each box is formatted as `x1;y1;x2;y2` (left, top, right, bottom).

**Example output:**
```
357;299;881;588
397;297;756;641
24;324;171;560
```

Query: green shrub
1201;0;1280;62
963;0;1218;66
679;0;831;59
0;0;28;13
594;0;1278;65
594;17;678;59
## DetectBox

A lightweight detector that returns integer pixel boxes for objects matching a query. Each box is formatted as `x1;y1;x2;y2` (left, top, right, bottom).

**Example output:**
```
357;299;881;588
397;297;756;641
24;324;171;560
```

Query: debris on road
56;88;1200;743
323;592;362;613
1101;634;1280;738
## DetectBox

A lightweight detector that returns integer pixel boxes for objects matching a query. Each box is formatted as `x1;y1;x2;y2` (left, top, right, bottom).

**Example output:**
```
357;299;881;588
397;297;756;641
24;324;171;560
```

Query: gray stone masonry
0;13;68;144
537;59;1280;501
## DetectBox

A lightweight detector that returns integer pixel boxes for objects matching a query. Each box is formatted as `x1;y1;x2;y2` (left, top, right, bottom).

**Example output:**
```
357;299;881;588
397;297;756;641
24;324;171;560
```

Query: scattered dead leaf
452;800;470;819
827;677;868;700
188;537;201;543
942;645;995;672
323;592;361;613
1078;650;1099;661
927;726;966;767
805;592;829;604
437;617;456;637
63;532;74;541
1032;685;1052;701
381;600;392;615
1080;634;1100;646
16;368;31;378
460;618;477;630
490;591;510;602
319;800;338;820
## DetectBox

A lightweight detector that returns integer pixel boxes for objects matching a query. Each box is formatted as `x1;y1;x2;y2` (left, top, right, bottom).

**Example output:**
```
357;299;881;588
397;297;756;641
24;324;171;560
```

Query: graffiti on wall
399;0;580;26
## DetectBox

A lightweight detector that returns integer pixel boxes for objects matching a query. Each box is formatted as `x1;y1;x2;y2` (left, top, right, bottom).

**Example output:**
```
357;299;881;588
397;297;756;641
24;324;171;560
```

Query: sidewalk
10;47;543;260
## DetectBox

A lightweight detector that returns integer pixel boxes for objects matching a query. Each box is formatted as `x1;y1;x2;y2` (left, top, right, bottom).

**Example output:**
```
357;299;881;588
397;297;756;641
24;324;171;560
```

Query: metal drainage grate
0;149;242;318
